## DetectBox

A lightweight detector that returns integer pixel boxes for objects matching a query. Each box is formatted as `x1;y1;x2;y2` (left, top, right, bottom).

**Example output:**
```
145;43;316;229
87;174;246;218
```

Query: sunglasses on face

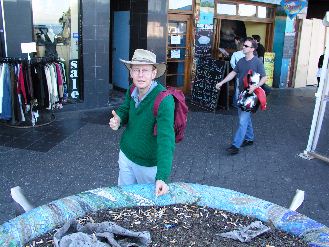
243;44;253;48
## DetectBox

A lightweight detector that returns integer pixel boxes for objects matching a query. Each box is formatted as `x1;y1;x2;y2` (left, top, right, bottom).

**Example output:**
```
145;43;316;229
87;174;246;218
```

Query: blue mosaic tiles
0;183;328;246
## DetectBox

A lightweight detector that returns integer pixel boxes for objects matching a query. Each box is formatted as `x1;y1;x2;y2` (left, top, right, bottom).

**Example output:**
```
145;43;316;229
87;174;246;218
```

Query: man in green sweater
109;49;175;196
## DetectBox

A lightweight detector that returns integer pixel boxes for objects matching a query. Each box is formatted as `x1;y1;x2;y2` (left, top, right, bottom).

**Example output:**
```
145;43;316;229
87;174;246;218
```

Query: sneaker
226;145;239;154
241;140;254;147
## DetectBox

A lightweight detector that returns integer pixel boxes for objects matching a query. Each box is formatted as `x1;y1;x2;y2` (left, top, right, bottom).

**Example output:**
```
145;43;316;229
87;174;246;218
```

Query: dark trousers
317;77;320;87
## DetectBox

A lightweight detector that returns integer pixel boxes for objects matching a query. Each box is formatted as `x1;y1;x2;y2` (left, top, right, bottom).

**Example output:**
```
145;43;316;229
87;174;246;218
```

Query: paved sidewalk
1;86;329;227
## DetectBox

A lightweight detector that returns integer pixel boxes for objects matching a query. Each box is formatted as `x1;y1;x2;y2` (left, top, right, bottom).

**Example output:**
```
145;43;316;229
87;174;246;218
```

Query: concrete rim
0;182;328;246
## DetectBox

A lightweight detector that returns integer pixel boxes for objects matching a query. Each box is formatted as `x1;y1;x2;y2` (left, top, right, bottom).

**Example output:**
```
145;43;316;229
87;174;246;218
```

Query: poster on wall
198;0;214;26
171;50;181;59
171;35;181;45
280;0;307;19
264;52;275;87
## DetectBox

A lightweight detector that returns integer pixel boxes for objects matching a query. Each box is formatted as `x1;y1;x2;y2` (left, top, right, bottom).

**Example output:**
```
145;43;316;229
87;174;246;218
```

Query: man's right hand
109;110;121;130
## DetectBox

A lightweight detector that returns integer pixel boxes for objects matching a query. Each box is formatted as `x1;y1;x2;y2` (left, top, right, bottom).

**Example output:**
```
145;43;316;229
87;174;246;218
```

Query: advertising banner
280;0;307;19
69;59;80;99
264;52;275;87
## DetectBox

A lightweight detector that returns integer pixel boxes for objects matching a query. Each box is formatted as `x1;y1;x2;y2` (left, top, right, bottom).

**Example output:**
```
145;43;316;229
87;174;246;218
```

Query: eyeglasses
243;44;253;48
131;68;154;75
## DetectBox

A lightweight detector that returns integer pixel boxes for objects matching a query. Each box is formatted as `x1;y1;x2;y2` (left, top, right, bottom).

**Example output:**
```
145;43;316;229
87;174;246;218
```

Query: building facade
0;0;318;113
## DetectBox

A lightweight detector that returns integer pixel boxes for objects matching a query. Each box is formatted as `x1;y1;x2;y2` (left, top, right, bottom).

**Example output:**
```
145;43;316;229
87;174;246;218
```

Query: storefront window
264;7;274;19
168;22;187;34
213;1;275;59
32;0;81;100
169;0;193;11
217;3;236;15
258;6;267;18
215;1;274;20
238;4;256;17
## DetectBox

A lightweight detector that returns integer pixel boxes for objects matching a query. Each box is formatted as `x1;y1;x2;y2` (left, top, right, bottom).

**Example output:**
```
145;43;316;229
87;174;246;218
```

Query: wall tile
96;53;109;67
82;0;110;108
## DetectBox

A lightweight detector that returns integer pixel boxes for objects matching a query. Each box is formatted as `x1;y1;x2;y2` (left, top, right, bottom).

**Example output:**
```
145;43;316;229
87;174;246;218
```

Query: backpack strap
129;84;136;96
153;90;173;117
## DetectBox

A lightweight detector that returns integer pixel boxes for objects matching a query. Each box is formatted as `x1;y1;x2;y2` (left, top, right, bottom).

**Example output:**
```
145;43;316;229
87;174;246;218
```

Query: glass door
167;14;192;93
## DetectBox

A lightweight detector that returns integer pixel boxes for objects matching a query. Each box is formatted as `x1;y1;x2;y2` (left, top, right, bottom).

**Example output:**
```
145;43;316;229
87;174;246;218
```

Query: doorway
112;11;130;90
166;14;193;93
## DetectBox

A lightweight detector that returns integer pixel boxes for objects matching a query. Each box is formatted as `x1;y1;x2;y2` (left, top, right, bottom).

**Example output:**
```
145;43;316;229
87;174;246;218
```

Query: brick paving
0;86;329;227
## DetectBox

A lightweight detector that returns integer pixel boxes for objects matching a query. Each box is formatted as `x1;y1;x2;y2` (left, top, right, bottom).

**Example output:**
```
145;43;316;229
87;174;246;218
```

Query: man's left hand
155;180;169;196
248;84;258;94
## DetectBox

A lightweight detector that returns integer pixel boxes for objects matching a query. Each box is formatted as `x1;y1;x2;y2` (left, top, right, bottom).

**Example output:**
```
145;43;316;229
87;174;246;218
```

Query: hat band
132;58;155;63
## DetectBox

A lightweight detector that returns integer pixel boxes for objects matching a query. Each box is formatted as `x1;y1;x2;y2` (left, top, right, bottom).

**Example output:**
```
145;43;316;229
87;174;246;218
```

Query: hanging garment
17;64;27;105
0;64;4;114
0;64;12;120
55;63;64;101
49;63;59;104
10;64;21;123
44;65;53;110
59;61;68;100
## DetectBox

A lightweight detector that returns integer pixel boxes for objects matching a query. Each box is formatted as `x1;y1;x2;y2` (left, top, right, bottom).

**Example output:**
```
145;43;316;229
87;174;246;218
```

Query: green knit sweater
116;84;175;182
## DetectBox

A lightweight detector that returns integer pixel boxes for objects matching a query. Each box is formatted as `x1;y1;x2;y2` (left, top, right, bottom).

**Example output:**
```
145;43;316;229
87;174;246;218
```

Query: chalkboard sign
191;58;227;111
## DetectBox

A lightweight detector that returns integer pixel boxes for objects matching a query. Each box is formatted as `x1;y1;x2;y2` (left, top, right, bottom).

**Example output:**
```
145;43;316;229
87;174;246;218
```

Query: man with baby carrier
216;37;267;155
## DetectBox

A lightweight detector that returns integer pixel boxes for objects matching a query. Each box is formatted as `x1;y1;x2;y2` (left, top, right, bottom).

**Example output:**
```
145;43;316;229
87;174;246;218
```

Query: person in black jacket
317;52;325;87
252;35;265;63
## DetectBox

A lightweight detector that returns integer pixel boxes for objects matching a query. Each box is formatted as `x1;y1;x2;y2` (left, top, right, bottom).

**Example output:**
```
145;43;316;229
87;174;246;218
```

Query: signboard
195;28;213;58
264;52;275;87
191;59;227;111
280;0;307;19
21;42;37;53
69;59;80;99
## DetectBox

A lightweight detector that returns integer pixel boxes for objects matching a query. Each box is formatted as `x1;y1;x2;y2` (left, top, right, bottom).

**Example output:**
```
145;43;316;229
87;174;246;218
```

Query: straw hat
120;49;166;78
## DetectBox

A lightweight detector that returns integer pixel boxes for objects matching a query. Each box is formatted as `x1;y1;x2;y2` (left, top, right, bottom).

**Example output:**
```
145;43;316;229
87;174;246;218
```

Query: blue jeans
232;109;254;148
232;78;239;108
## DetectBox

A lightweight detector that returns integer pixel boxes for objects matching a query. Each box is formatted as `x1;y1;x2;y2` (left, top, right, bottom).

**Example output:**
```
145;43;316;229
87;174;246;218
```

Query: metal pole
304;28;329;153
311;68;329;151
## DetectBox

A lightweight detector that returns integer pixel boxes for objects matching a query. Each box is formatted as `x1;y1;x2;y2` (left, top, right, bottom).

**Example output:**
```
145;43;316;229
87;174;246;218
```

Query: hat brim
120;59;166;78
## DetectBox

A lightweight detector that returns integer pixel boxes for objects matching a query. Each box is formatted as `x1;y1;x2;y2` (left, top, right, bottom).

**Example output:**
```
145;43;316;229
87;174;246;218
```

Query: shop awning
249;0;281;5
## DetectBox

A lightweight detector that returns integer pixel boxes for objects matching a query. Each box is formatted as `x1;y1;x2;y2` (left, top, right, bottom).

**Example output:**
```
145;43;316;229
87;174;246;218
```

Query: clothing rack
30;56;59;64
0;57;23;63
0;56;66;128
0;56;60;64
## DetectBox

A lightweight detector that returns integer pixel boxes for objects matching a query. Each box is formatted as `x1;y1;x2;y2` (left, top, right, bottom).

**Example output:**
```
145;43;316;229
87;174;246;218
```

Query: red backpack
130;85;188;143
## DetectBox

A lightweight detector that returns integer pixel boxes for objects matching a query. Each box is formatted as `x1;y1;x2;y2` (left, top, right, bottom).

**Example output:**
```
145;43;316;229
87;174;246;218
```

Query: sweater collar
131;80;158;108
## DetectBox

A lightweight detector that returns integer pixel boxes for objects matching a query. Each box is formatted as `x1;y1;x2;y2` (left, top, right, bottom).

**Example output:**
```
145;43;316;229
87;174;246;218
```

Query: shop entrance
166;14;193;94
112;11;130;90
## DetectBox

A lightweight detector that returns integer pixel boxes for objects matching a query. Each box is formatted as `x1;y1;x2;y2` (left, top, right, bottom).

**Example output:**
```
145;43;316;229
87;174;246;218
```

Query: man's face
242;40;255;55
130;64;157;90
